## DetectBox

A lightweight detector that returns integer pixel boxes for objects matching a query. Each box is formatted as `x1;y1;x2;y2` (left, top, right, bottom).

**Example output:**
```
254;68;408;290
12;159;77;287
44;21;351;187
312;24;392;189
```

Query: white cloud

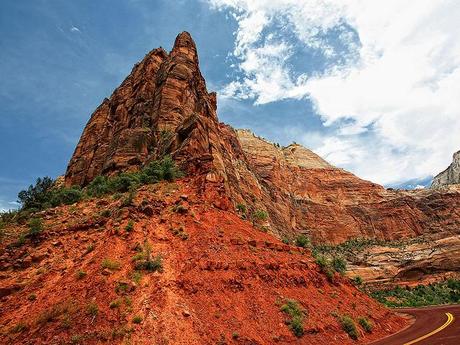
0;200;19;212
207;0;460;185
70;26;81;33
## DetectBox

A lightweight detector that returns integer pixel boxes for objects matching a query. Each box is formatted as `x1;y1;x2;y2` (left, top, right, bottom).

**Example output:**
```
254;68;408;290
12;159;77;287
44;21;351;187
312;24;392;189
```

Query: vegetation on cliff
1;156;181;219
371;280;460;307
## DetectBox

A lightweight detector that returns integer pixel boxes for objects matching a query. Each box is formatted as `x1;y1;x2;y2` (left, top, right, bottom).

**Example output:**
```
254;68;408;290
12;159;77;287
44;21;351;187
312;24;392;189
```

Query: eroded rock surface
432;150;460;188
347;235;460;287
64;32;460;287
236;130;460;244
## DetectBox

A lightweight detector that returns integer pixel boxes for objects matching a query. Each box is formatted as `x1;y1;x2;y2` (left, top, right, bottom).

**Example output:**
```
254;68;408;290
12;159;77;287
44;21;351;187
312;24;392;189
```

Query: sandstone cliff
235;130;460;245
64;31;460;286
432;150;460;188
65;32;220;186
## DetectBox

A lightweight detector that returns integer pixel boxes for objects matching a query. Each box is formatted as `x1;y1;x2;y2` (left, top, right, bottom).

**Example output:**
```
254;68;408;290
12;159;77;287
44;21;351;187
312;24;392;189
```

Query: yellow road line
403;312;454;345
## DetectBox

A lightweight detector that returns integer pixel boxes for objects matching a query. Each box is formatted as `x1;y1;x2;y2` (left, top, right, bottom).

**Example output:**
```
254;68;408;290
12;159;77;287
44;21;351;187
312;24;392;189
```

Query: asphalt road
370;304;460;345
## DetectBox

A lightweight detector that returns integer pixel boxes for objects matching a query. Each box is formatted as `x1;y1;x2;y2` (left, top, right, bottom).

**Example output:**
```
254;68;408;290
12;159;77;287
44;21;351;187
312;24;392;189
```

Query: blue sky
1;0;460;210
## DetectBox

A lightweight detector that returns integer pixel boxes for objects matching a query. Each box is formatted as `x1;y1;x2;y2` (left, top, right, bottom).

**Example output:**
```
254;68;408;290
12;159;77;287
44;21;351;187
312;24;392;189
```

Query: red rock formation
0;182;406;344
65;32;219;185
64;31;460;286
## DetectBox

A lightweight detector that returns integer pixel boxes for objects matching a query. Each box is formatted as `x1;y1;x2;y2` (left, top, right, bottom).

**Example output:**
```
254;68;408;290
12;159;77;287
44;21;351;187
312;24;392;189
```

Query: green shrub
314;254;335;282
295;235;310;248
332;256;347;275
18;177;55;210
86;303;98;317
236;203;247;214
28;218;43;237
280;299;305;337
132;242;163;272
132;315;143;324
100;209;111;218
76;270;87;280
358;317;373;333
314;254;328;271
252;209;268;221
16;157;182;212
371;279;460;307
109;299;122;309
101;258;121;270
340;315;358;340
51;187;82;206
86;176;110;197
125;220;134;232
139;254;163;272
352;276;363;286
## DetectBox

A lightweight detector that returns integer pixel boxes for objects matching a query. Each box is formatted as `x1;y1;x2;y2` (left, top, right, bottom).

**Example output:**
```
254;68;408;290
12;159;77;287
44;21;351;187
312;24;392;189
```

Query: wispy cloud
207;0;460;185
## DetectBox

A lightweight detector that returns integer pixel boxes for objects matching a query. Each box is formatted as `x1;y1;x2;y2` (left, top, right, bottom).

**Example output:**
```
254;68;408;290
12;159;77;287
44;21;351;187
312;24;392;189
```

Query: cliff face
65;32;220;186
432;150;460;188
235;131;460;244
64;32;460;285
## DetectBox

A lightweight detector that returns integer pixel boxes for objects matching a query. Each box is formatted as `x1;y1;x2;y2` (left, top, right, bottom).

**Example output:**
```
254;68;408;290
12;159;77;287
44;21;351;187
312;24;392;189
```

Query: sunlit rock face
66;31;460;252
432;150;460;188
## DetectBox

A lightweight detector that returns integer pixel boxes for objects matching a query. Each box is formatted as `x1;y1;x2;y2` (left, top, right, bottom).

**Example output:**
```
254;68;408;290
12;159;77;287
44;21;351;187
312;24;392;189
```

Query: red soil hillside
5;28;460;342
0;180;405;344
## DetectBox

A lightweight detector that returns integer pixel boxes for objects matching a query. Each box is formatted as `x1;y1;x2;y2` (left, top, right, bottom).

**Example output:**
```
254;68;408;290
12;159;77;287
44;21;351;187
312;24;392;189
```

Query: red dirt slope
0;180;405;344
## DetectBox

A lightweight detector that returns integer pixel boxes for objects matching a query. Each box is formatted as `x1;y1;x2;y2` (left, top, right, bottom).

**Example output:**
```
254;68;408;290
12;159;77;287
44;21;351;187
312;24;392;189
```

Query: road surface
371;304;460;345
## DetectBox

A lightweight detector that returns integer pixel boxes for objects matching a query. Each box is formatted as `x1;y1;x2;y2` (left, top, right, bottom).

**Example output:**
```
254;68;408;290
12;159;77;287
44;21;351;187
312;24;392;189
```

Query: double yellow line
403;312;454;345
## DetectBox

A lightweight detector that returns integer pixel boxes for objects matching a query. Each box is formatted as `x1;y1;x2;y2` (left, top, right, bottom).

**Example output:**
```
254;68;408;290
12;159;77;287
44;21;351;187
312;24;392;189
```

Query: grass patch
101;258;121;270
132;242;163;272
252;209;268;221
132;315;143;324
76;270;87;279
36;300;76;326
370;279;460;307
86;302;99;317
170;226;189;240
295;234;310;248
125;220;134;232
340;315;358;340
109;299;122;309
130;271;143;285
85;243;95;254
280;299;305;337
28;217;43;237
358;317;373;333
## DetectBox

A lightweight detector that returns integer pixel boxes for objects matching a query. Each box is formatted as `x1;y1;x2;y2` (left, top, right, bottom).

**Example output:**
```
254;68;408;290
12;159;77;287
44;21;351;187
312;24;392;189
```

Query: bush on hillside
280;299;305;337
340;315;358;340
27;218;43;237
332;256;347;275
17;156;182;212
370;279;460;307
18;177;55;210
295;234;310;248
